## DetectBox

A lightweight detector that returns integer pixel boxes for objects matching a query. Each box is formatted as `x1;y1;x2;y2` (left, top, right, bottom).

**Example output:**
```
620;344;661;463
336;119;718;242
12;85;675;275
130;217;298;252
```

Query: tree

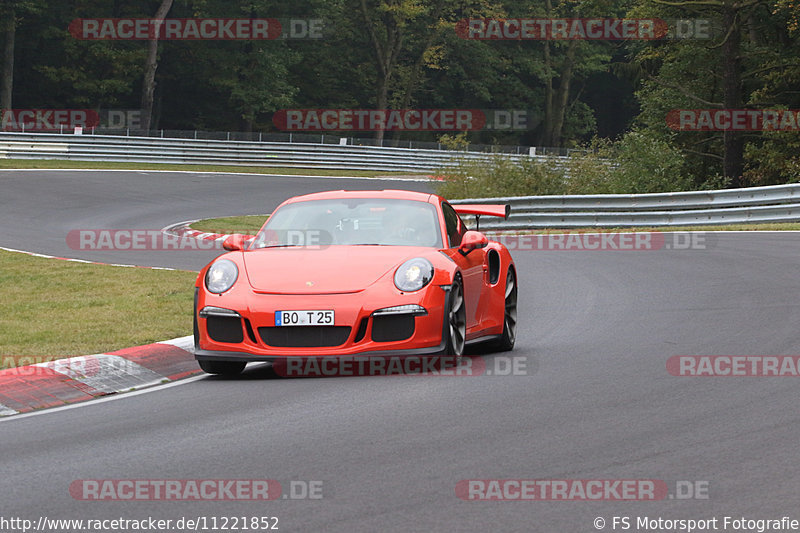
140;0;174;132
1;3;15;110
631;0;780;187
357;0;478;143
1;0;42;111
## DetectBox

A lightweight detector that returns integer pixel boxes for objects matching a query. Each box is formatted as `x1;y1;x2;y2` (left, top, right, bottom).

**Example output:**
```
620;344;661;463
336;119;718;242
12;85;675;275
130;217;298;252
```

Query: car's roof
285;189;440;205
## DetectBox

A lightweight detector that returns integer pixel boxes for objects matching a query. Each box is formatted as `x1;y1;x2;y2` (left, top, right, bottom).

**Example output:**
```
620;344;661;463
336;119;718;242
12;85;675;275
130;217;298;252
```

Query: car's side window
442;202;465;248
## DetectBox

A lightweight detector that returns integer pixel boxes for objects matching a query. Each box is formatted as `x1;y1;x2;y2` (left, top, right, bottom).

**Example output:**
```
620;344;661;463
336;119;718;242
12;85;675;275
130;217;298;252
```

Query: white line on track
0;246;192;271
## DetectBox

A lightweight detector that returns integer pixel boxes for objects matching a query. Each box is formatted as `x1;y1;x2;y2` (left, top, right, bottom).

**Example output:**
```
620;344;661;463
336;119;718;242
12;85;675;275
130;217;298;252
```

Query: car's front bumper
195;284;451;360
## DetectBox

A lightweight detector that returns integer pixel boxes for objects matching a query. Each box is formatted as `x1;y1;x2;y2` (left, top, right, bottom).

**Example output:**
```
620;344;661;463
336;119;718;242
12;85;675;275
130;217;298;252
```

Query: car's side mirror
223;233;249;251
459;230;489;256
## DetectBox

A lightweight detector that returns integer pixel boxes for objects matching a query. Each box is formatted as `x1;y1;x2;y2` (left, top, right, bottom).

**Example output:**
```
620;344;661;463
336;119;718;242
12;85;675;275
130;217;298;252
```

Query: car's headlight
205;259;239;294
394;258;434;292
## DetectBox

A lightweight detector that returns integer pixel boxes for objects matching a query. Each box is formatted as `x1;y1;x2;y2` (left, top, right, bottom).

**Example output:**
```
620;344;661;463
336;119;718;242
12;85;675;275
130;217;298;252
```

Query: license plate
275;310;334;326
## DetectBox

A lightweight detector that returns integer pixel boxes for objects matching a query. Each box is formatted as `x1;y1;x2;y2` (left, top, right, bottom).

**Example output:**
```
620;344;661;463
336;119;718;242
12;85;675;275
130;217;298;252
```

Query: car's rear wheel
487;267;517;352
198;360;246;376
442;277;466;360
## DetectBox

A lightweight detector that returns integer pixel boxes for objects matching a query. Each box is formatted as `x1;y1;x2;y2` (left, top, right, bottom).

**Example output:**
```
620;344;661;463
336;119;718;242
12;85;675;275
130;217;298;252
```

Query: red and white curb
0;336;199;417
161;220;257;247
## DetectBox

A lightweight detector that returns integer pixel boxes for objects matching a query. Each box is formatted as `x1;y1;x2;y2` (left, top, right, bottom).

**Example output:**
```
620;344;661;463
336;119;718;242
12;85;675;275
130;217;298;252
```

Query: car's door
441;202;487;332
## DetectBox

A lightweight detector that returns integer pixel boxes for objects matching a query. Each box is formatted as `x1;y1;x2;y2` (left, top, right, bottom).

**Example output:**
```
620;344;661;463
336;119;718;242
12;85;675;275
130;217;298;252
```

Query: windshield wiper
255;244;304;249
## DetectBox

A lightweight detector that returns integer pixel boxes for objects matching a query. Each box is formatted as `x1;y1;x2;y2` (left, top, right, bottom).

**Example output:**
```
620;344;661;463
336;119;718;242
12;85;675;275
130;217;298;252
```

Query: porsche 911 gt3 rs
194;189;517;375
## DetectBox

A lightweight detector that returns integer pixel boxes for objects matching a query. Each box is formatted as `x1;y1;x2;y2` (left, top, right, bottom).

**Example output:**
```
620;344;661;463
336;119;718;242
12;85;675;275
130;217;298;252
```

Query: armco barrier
452;184;800;228
3;132;797;228
0;132;548;173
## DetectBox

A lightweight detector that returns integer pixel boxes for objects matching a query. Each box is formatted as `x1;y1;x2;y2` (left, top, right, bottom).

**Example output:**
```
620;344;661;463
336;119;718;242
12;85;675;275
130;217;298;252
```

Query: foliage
434;154;567;199
436;130;694;198
2;0;800;188
566;131;692;194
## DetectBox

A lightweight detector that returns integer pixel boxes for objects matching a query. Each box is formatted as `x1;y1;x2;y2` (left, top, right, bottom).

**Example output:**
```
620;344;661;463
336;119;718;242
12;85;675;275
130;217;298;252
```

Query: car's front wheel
442;277;466;358
198;360;246;376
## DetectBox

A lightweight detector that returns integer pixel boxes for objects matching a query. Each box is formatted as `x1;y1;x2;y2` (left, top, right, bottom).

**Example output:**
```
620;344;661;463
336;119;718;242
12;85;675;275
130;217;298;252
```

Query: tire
193;309;200;351
439;276;466;366
198;360;246;376
487;267;517;352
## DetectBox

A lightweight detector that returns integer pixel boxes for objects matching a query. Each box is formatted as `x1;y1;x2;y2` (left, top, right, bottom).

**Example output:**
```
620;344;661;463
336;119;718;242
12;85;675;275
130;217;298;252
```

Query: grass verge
189;215;269;234
0;250;196;362
0;159;410;178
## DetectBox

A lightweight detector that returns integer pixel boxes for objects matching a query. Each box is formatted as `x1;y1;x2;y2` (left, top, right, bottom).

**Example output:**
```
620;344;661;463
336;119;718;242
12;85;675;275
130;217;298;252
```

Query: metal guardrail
0;132;554;173
452;184;800;228
4;127;577;155
3;131;797;228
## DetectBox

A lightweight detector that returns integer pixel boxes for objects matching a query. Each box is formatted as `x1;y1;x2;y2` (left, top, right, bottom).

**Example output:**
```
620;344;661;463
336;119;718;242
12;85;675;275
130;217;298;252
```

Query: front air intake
258;326;351;347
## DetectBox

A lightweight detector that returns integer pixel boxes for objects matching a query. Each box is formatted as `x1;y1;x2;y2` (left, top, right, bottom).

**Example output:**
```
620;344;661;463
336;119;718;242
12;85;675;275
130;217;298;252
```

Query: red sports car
193;189;517;375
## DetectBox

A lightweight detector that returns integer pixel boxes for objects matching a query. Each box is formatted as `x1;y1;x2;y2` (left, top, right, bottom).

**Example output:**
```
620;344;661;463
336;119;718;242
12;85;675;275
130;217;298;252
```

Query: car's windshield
252;198;443;248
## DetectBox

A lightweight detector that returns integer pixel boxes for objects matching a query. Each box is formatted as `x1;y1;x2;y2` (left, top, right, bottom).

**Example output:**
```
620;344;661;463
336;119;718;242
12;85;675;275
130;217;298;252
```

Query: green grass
0;250;197;362
190;215;269;234
0;158;411;178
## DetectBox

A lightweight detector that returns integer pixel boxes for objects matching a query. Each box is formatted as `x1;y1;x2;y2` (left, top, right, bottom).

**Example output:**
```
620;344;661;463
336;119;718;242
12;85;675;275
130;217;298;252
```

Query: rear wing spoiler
452;204;511;231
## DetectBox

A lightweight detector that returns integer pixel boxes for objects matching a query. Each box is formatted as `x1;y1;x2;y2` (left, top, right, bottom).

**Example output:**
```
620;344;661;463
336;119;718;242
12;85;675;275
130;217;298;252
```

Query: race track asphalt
2;170;799;532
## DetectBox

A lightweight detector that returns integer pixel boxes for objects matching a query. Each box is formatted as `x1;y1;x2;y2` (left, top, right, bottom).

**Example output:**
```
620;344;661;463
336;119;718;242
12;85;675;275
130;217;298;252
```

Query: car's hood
242;245;431;294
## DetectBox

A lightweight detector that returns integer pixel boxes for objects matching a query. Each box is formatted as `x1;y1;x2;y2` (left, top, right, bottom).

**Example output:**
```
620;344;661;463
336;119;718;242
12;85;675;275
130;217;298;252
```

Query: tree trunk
397;0;444;112
722;3;743;187
548;40;577;147
361;0;402;145
140;0;173;132
541;0;553;147
1;6;15;111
